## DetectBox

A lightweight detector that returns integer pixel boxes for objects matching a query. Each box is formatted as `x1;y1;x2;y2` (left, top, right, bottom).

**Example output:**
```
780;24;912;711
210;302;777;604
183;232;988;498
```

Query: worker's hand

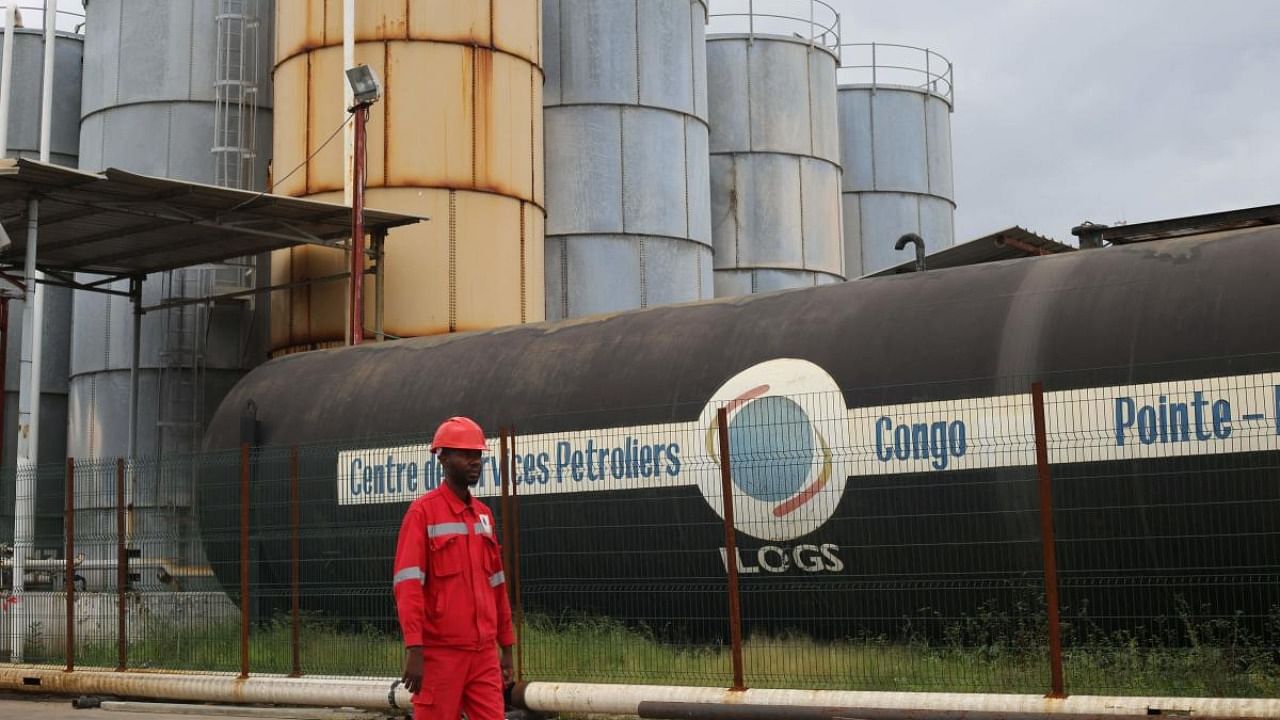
402;646;425;695
500;645;515;686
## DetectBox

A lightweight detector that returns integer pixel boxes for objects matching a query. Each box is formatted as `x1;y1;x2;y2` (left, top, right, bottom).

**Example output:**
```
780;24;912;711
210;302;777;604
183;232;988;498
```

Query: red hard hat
430;416;487;453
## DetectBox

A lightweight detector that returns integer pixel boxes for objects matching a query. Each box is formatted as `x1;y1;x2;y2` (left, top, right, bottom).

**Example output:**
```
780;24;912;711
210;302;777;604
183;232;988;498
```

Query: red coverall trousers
414;646;504;720
394;485;514;720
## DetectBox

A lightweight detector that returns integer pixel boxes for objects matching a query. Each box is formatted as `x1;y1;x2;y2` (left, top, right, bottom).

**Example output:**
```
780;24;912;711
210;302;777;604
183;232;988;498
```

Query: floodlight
345;65;382;106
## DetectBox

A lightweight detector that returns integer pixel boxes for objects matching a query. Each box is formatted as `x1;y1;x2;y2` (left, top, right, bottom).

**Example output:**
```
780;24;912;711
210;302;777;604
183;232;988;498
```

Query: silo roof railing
0;2;86;34
707;0;841;56
838;43;954;106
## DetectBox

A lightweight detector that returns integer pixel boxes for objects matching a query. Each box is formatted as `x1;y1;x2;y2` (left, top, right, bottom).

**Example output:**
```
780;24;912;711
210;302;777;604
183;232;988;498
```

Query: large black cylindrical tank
202;228;1280;641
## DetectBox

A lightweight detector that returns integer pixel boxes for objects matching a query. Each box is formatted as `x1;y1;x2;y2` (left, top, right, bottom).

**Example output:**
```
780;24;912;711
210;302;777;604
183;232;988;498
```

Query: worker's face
440;448;483;486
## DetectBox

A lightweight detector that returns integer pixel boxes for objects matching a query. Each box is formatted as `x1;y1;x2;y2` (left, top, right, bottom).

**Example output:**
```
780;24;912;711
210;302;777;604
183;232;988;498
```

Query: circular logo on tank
697;359;850;542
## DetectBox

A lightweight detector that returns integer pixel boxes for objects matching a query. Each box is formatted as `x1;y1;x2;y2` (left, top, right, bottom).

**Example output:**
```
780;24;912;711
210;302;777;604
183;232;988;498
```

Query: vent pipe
1071;221;1109;249
895;233;927;271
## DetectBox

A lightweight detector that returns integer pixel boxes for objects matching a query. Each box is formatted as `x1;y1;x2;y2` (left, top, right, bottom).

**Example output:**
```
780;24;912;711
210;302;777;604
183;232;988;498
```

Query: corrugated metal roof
866;226;1075;277
0;158;424;276
1073;203;1280;245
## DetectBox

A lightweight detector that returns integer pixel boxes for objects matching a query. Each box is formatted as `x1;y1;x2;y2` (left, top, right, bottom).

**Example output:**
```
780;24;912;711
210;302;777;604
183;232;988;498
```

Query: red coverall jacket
393;485;514;650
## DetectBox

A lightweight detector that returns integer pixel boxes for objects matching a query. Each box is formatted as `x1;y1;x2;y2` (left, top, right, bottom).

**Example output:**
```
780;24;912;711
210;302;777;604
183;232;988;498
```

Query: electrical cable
222;110;354;215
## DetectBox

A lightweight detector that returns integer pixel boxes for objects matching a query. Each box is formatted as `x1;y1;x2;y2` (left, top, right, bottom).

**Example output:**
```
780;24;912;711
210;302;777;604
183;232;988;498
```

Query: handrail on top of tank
0;2;87;34
707;0;842;58
837;42;954;106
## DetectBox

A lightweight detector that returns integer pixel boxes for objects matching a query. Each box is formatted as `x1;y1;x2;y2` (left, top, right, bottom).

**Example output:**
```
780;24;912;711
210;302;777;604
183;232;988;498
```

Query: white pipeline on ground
516;683;1280;719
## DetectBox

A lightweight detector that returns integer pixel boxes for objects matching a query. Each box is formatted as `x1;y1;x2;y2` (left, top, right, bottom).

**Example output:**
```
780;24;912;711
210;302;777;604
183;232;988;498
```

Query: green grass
52;608;1280;698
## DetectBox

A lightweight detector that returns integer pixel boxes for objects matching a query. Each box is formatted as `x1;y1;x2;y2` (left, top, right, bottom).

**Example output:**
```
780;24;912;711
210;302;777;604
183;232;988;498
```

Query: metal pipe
88;701;385;720
342;0;354;207
373;230;385;342
513;683;1280;718
894;233;927;272
349;106;367;346
11;196;43;663
39;0;53;163
714;407;745;691
1;673;1277;719
635;701;1271;720
0;554;214;577
0;5;17;157
126;277;142;459
0;668;414;711
1031;382;1065;698
124;278;141;553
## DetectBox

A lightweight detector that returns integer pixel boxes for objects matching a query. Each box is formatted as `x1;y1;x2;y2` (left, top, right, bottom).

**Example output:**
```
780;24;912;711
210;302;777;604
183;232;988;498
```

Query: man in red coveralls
394;417;514;720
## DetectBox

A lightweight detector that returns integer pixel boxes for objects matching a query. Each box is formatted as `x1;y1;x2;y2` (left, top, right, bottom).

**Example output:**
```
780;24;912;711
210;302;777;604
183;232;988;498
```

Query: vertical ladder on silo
214;0;260;190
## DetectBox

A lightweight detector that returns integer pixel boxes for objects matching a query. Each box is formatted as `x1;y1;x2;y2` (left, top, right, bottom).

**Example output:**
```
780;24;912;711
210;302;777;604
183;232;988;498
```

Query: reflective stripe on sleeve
427;522;468;538
394;567;425;586
489;571;505;587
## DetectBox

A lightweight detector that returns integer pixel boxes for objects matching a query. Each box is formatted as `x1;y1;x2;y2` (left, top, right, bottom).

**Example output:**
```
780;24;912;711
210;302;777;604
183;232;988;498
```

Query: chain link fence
1;367;1278;698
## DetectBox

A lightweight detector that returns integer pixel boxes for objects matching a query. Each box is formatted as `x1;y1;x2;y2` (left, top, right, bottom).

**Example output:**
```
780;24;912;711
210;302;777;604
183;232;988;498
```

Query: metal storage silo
542;0;712;320
71;0;273;460
269;0;544;350
67;0;273;593
837;43;955;276
0;16;82;546
706;1;845;296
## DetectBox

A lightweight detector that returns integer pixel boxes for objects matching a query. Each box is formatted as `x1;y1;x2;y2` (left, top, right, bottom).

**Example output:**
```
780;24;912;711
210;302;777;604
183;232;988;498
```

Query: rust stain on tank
472;47;491;189
303;53;313;196
374;4;408;40
473;47;495;193
317;0;328;47
272;0;546;351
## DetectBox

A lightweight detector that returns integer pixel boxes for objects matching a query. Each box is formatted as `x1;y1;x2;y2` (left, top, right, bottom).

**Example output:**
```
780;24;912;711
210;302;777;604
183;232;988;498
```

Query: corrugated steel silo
71;0;274;460
1;26;81;165
68;0;274;592
269;0;545;351
0;21;82;544
837;44;955;276
706;1;845;296
542;0;712;320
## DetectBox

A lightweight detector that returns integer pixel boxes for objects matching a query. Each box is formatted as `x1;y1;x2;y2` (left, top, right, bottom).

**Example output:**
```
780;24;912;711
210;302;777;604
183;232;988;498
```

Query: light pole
344;64;382;346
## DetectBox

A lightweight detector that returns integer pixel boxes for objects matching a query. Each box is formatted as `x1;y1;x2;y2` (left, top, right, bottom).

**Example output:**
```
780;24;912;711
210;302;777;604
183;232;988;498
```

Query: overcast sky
24;2;1277;246
831;0;1280;243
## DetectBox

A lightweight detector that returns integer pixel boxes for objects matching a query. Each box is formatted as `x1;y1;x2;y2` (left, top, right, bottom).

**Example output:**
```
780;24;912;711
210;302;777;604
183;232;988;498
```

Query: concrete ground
0;694;391;719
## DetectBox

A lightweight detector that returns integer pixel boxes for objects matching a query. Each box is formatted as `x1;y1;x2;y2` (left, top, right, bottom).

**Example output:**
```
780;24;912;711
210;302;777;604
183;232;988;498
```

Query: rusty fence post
64;458;75;672
289;446;302;678
1031;382;1066;698
715;407;746;691
500;428;512;574
509;428;524;683
115;458;127;671
239;443;251;679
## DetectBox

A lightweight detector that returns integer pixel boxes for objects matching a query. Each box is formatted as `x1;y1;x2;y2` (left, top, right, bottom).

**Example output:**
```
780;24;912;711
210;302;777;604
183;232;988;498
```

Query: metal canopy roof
1073;203;1280;246
867;226;1074;277
0;158;424;277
